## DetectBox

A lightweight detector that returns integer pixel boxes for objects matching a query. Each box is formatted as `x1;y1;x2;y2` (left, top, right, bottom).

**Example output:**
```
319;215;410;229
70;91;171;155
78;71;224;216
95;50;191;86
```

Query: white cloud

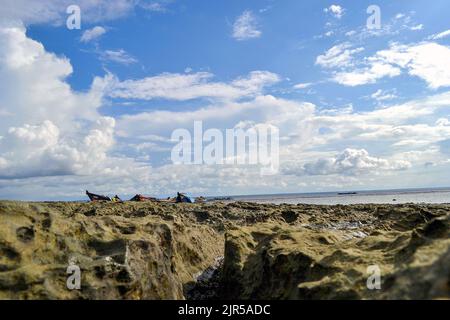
1;118;115;179
54;88;450;198
0;22;130;179
371;89;398;101
324;5;345;19
1;0;132;25
116;88;450;183
343;12;424;41
0;0;171;25
315;43;364;69
139;1;171;12
81;26;107;43
232;10;262;41
293;83;313;89
0;23;106;128
318;42;450;88
410;24;423;31
436;118;450;126
376;42;450;89
283;149;411;176
100;49;137;65
117;94;315;139
107;71;280;101
333;62;401;86
311;96;450;172
428;29;450;40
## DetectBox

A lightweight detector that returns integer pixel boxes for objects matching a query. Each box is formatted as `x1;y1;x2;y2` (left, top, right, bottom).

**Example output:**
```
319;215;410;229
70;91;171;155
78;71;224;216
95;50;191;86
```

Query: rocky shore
0;200;448;299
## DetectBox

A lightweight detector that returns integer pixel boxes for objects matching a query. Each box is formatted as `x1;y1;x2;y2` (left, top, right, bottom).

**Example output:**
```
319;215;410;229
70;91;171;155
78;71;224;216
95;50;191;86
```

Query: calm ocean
225;188;450;205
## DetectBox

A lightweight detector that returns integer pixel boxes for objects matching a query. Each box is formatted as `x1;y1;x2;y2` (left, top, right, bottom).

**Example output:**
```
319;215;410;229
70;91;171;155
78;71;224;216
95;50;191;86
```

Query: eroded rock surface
0;201;222;299
0;201;448;299
220;204;450;299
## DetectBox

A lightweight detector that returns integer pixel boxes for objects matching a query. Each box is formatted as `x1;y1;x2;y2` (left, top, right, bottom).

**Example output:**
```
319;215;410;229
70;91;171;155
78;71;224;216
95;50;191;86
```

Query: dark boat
129;194;157;202
210;196;232;201
86;190;111;202
338;192;358;195
176;192;193;203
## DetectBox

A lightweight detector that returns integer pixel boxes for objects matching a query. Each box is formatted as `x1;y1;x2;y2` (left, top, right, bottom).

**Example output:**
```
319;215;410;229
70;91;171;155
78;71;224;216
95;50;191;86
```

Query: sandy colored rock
0;201;223;299
220;204;450;299
0;201;448;299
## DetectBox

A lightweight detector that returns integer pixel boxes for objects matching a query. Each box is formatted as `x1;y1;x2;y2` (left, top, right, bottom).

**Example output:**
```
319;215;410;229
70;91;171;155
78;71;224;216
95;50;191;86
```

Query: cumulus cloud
317;41;450;88
436;118;450;126
428;29;450;40
113;85;450;188
1;118;115;179
283;149;411;176
107;71;280;101
0;22;125;179
81;26;107;43
375;42;450;89
116;95;315;140
232;10;262;41
324;5;345;19
115;88;450;189
333;62;401;86
315;43;364;69
0;23;106;129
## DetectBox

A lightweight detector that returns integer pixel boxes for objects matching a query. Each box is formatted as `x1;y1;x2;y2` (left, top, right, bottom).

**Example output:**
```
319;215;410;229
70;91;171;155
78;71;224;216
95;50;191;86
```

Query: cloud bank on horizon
0;0;450;200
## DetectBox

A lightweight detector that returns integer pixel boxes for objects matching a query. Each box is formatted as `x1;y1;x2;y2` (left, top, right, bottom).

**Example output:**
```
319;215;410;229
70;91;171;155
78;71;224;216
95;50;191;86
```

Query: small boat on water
338;192;358;195
210;196;232;201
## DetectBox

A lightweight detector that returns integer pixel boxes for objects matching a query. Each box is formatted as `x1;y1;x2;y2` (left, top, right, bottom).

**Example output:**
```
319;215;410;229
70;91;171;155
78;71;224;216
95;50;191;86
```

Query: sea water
227;188;450;205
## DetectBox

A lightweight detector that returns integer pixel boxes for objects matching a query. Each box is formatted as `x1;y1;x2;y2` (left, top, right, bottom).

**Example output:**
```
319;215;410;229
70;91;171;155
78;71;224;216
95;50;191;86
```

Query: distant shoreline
2;186;450;204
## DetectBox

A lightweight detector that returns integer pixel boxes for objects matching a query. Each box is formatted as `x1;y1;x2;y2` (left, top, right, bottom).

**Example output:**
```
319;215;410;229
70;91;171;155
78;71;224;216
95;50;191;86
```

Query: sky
1;0;450;200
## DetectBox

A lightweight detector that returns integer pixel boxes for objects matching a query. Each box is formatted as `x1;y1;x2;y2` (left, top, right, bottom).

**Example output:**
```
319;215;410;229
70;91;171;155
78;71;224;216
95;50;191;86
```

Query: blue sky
27;0;449;96
1;0;450;200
